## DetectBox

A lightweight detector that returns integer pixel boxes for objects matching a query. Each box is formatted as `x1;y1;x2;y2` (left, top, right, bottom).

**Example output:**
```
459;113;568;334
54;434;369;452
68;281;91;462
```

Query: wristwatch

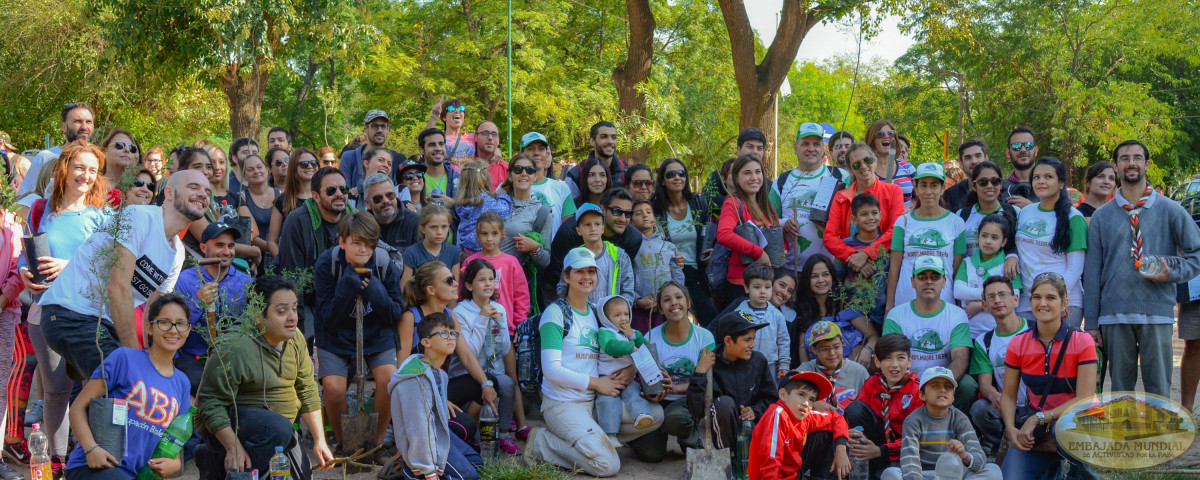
1035;412;1046;425
482;380;494;388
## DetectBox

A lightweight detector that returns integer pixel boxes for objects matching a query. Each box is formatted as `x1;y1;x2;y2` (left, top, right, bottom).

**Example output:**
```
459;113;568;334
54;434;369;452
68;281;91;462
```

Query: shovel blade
686;447;733;480
340;412;379;453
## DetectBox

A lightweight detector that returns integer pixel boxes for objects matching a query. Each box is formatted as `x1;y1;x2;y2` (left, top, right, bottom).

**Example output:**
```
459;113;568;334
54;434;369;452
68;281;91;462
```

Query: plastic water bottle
517;335;533;387
735;420;753;480
29;423;52;480
849;426;870;480
269;446;291;480
135;406;196;480
479;403;500;459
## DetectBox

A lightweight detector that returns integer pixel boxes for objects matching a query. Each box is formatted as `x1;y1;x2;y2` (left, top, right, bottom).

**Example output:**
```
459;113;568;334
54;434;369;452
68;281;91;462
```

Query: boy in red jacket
843;333;923;480
748;371;851;480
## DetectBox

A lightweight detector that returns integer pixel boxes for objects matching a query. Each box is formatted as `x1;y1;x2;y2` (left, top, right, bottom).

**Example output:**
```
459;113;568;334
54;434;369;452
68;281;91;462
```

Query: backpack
775;165;844;195
329;245;393;282
703;199;748;289
515;297;594;394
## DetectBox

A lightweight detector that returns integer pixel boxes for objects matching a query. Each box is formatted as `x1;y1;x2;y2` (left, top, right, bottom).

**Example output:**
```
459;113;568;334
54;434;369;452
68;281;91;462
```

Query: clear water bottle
517;335;533;387
479;403;500;459
30;423;52;480
269;446;291;480
736;420;753;480
849;426;870;480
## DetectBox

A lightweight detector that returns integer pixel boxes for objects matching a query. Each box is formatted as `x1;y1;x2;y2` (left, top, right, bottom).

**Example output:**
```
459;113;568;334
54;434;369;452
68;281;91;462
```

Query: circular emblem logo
1056;391;1197;470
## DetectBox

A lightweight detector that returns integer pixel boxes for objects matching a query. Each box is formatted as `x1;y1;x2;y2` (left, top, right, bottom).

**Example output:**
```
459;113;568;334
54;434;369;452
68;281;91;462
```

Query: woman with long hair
791;255;875;368
237;154;278;259
886;163;965;311
957;161;1019;258
1076;161;1116;220
497;154;554;269
98;127;140;188
267;147;318;257
574;157;611;208
650;158;716;325
715;155;781;309
863;120;916;206
200;143;237;201
316;146;339;169
177;148;261;267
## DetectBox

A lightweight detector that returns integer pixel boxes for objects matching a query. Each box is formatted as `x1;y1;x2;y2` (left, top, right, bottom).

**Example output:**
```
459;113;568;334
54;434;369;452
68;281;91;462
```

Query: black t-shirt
378;209;420;251
943;181;971;212
1076;202;1097;218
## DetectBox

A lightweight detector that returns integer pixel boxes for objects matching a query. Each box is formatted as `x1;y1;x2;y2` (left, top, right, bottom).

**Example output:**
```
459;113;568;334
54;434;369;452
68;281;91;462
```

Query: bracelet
863;345;875;353
85;444;100;455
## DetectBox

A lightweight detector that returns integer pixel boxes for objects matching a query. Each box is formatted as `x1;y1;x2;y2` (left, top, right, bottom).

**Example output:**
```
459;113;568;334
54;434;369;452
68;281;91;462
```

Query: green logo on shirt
910;328;945;353
664;356;698;379
1020;219;1050;237
907;228;949;249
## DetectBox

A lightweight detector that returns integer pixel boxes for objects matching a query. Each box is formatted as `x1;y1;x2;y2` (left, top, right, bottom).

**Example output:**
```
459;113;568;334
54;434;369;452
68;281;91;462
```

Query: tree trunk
613;0;655;164
718;0;825;174
219;60;270;141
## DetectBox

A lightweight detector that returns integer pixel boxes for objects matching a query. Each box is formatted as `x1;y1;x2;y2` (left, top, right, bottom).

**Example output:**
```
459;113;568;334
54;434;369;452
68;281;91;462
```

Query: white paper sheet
631;347;663;385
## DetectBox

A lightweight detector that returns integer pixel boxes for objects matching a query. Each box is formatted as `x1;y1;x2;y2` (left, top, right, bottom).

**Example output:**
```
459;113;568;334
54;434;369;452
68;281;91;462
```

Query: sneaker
498;437;520;455
2;442;29;465
0;461;23;480
24;401;42;427
51;455;64;480
606;434;623;448
520;428;542;466
515;425;531;441
634;413;655;429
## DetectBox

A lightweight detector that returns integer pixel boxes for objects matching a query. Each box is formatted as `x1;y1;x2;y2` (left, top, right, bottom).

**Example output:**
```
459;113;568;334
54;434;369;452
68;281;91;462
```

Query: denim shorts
316;348;396;379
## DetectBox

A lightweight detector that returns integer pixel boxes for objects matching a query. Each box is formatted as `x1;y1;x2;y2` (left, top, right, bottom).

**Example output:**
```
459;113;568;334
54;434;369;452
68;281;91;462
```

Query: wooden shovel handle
703;369;714;450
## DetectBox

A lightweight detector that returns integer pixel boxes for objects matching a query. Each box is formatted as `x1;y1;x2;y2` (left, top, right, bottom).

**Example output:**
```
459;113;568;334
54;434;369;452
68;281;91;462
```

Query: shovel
341;278;378;469
686;370;733;480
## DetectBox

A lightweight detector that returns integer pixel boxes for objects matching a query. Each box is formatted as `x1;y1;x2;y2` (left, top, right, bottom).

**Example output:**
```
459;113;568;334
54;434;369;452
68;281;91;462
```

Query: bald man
40;169;211;380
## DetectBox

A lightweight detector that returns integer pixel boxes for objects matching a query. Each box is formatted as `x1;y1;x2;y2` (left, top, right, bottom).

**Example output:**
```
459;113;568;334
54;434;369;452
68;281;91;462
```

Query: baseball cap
804;321;844;348
918;366;958;390
563;247;599;271
398;159;427;175
914;162;946;182
575;203;604;222
912;256;946;277
201;222;241;243
520;132;549;150
796;122;824;141
364;109;389;125
713;311;768;343
787;371;833;400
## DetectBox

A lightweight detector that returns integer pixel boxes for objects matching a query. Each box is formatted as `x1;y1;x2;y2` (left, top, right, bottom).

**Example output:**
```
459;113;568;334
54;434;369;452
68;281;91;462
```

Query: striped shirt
899;406;987;479
1003;323;1097;410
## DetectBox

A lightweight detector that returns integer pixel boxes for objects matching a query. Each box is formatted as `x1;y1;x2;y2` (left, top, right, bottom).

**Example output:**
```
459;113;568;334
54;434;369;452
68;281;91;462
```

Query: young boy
556;203;636;305
734;263;791;377
883;367;1001;480
630;199;684;332
843;334;923;480
389;312;480;480
749;371;851;480
843;193;888;324
314;211;405;450
688;312;779;450
797;321;869;414
594;295;655;447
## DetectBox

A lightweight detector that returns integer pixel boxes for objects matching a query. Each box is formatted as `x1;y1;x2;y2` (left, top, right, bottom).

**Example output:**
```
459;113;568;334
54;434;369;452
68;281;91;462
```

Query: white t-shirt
531;178;575;236
649;323;715;402
40;206;184;320
538;301;600;402
970;318;1030;406
1014;205;1087;308
890;210;967;306
882;301;971;376
960;204;1019;258
773;165;836;265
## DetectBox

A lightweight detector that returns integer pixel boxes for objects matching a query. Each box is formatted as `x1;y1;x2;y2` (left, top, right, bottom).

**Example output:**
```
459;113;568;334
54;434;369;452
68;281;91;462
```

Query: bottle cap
275;446;284;452
32;423;39;429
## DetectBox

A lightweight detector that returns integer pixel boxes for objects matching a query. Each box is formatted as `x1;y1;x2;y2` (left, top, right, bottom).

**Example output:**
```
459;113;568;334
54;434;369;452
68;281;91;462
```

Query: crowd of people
0;99;1197;480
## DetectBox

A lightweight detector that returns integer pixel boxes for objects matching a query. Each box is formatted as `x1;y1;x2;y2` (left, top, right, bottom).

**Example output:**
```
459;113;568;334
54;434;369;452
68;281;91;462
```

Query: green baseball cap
914;162;946;182
912;256;946;277
796;122;824;141
520;132;549;150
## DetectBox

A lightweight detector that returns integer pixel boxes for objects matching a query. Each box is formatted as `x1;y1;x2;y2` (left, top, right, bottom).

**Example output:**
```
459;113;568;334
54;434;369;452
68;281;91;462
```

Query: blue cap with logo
563;246;599;271
575;203;604;222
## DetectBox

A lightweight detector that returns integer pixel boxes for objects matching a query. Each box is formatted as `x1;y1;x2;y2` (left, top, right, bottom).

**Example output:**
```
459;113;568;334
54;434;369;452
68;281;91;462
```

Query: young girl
574;158;611;208
887;163;966;310
463;211;529;334
957;161;1019;258
451;259;525;455
716;155;782;309
954;214;1023;338
455;160;512;256
65;295;193;480
594;295;654;448
401;204;461;288
1006;157;1087;327
791;255;875;369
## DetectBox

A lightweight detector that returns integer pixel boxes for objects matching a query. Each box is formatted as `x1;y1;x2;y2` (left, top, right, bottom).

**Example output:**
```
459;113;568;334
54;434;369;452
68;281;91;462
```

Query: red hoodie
854;372;923;463
749;400;849;480
823;180;905;262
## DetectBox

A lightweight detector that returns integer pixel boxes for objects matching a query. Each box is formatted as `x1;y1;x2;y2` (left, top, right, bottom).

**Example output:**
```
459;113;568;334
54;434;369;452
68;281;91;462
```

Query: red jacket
717;196;781;286
823;180;905;262
749;400;849;480
855;372;923;463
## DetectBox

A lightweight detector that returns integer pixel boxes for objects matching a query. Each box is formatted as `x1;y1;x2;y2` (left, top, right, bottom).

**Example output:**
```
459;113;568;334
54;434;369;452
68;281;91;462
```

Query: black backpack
515;298;595;394
775;165;844;194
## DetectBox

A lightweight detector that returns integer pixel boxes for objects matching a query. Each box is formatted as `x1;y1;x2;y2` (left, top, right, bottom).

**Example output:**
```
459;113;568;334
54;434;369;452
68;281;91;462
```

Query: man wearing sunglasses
562;121;629;197
942;139;1003;211
18;102;96;198
544;188;643;307
340;109;405;202
1004;127;1037;208
362;173;419;255
278;167;356;340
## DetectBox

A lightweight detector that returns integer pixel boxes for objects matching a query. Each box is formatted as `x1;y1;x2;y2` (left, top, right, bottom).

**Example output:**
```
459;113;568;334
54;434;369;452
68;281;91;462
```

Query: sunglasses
1009;141;1036;151
509;165;537;175
133;178;156;191
150;320;191;332
664;169;687;180
403;172;423;181
297;160;318;169
607;206;633;218
974;177;1003;187
445;105;466;113
877;129;897;138
851;157;877;170
426;330;461;340
916;273;943;283
443;275;457;286
630;179;654;188
324;185;350;196
113;141;138;154
273;159;288;167
371;192;396;205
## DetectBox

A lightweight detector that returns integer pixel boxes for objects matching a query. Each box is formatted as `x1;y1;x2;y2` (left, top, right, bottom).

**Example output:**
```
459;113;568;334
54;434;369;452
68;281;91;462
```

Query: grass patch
475;458;571;480
1105;473;1200;480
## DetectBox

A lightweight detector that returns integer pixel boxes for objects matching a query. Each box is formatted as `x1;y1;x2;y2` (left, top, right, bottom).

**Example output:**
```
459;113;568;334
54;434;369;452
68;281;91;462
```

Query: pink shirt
0;212;25;309
463;251;530;334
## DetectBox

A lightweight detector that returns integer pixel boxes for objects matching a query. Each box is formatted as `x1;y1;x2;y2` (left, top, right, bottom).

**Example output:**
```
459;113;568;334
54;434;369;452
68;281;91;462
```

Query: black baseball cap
712;311;768;342
201;222;241;243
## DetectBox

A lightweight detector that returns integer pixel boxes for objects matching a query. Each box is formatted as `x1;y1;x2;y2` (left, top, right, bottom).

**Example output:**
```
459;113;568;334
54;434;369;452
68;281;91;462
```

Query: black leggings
447;373;500;408
684;265;718;327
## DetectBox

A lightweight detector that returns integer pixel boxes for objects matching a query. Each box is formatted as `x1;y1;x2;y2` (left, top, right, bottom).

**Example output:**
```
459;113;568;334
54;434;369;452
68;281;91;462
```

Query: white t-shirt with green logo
538;302;600;402
531;177;577;235
969;318;1030;406
890;211;967;306
648;323;716;402
771;165;836;265
882;301;972;376
1014;205;1087;308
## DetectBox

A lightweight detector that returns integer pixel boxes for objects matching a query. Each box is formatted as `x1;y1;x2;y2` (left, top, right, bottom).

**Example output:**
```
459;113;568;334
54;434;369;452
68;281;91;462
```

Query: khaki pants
530;396;663;477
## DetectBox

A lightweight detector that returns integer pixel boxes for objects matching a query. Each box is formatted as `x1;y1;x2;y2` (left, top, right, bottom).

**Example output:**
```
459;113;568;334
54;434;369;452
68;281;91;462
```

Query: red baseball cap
788;371;833;400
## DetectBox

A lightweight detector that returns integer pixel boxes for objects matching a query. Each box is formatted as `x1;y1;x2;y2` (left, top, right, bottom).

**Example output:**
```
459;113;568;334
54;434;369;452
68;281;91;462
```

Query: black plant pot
21;234;50;285
88;398;126;461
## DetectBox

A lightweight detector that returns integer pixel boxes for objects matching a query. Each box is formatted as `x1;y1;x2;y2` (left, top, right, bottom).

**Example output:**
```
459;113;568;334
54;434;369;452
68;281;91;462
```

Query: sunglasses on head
372;191;397;204
298;160;318;169
113;141;138;154
851;157;877;170
1009;141;1036;151
445;105;466;113
664;169;687;180
974;177;1003;187
631;179;654;187
403;172;423;181
607;206;633;218
509;165;537;175
133;178;155;190
324;185;350;196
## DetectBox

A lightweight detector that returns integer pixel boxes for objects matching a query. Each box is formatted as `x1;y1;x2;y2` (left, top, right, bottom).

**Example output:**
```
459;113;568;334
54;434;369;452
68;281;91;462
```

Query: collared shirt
1004;322;1097;410
173;265;252;357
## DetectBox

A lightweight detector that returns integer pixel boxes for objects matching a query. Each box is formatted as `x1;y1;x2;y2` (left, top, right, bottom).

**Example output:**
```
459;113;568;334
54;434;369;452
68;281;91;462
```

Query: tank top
243;188;280;240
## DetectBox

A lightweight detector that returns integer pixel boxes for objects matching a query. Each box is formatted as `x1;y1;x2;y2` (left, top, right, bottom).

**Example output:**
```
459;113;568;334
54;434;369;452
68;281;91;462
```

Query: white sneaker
607;434;624;448
634;413;655;429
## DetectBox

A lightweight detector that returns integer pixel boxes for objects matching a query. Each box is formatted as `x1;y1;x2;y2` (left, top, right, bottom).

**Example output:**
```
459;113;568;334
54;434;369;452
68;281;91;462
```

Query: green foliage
475;458;572;480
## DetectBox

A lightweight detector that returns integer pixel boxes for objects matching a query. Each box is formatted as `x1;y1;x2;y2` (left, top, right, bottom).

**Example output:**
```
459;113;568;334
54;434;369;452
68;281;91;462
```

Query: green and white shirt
962;204;1019;258
531;177;577;236
538;302;601;402
882;301;971;376
771;165;837;265
953;251;1023;338
648;323;716;402
1014;205;1087;308
891;210;967;306
969;318;1029;406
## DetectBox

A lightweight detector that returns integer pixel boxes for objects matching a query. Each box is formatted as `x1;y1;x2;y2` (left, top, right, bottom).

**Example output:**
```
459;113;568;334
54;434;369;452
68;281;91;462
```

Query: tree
612;0;655;164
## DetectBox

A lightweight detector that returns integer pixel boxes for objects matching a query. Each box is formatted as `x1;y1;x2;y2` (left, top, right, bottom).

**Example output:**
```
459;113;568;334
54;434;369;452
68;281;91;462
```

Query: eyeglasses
877;129;897;138
133;178;156;191
1009;141;1036;151
403;172;423;181
607;206;633;218
445;105;466;113
324;185;350;196
974;177;1003;187
664;169;687;180
477;131;500;138
372;191;397;204
367;123;390;131
915;273;943;283
112;141;138;154
814;343;844;355
851;157;877;170
426;330;461;340
630;179;654;188
297;160;318;169
443;275;457;286
509;165;537;175
984;291;1012;302
150;320;191;333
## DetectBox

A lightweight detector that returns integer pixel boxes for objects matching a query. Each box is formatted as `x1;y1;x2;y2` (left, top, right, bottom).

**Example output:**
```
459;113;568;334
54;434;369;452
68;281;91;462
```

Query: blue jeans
1001;446;1099;480
594;381;649;434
